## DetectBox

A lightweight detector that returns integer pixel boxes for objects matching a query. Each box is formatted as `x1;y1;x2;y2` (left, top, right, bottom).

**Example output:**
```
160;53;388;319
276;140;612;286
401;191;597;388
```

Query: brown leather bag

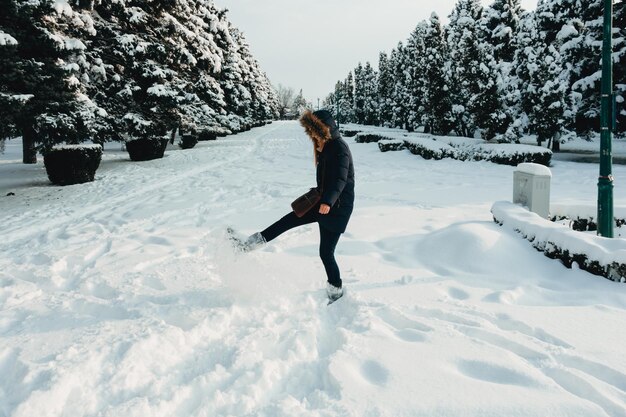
291;161;325;218
291;188;322;217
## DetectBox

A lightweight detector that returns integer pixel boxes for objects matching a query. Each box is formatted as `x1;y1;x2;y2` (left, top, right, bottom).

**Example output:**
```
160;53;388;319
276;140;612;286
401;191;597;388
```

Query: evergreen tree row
0;0;279;162
325;0;625;146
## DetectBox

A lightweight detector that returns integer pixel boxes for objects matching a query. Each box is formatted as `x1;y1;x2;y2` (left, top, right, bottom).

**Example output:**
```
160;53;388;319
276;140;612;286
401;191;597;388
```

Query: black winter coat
316;137;355;234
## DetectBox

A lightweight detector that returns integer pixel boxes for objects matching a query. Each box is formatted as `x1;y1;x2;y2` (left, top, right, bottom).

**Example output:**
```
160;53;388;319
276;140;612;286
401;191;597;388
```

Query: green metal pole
598;0;614;238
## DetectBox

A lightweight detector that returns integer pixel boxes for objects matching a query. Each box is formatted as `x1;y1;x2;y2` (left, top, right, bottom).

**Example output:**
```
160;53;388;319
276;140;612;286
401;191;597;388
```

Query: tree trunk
22;125;37;164
551;132;561;152
170;125;178;145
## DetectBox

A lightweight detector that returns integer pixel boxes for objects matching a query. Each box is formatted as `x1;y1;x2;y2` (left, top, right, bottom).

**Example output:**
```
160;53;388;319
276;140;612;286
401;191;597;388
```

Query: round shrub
126;139;169;161
197;130;217;141
180;135;198;149
44;144;102;186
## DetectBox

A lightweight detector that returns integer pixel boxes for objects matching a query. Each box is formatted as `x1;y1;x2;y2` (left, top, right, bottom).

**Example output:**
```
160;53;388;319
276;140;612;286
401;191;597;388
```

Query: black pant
260;210;342;288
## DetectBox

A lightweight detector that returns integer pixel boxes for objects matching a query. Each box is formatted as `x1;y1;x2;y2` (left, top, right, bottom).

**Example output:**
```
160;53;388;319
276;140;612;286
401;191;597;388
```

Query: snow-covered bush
378;139;406;152
126;139;169;162
550;204;626;233
197;131;217;141
470;143;552;166
492;201;626;283
179;135;198;150
43;144;102;185
341;129;361;138
354;128;552;166
404;137;457;160
355;133;388;143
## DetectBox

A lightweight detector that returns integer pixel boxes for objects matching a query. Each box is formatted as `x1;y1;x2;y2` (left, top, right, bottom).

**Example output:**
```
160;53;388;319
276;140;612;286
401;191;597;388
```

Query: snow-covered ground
1;121;626;417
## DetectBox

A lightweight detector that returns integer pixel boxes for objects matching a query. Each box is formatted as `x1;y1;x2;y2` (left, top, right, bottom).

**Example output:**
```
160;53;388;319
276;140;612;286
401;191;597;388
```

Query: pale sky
218;0;538;104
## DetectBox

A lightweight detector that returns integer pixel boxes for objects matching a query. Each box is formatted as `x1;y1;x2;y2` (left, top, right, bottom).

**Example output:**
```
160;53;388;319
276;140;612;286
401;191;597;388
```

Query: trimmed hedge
355;133;386;143
473;144;552;166
354;130;552;166
126;139;169;161
492;201;626;283
379;139;406;152
341;129;361;138
404;137;457;160
44;144;102;186
179;135;198;149
198;130;217;141
550;205;626;232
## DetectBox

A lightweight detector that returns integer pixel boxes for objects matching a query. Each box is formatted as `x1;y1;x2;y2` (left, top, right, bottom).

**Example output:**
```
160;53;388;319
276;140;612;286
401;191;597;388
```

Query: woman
229;109;355;303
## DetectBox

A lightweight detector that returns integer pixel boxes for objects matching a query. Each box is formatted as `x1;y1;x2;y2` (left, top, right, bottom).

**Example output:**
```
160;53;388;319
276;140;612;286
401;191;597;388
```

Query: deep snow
1;121;626;417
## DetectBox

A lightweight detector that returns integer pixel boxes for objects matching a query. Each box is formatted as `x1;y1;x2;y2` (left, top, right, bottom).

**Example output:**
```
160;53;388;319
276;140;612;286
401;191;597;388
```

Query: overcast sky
218;0;538;105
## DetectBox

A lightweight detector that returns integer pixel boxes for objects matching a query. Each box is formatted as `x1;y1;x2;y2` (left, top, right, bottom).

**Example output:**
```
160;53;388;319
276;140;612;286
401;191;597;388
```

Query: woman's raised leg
260;209;318;242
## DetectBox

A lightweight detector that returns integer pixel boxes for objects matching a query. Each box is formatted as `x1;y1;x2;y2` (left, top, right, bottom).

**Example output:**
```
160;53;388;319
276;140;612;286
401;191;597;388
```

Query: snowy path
1;122;626;417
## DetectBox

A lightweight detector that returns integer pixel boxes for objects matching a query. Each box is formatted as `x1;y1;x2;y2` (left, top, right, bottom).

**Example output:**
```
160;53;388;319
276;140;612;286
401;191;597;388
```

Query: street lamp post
598;0;614;238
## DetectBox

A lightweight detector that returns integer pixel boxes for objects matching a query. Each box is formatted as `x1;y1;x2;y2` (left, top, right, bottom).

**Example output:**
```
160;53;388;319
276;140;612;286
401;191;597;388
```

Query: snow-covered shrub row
378;139;406;152
354;133;392;144
550;204;626;232
469;143;552;166
324;0;626;145
341;129;361;138
355;129;552;166
404;137;458;160
492;201;626;283
0;0;279;161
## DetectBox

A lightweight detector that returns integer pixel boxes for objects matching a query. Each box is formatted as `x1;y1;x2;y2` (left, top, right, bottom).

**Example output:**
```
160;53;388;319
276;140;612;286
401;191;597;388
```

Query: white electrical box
513;163;552;218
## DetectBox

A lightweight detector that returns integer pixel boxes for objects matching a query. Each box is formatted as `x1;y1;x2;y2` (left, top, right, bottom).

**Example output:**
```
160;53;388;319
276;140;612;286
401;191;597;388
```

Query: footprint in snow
376;307;433;343
457;359;540;387
447;287;470;301
360;359;390;387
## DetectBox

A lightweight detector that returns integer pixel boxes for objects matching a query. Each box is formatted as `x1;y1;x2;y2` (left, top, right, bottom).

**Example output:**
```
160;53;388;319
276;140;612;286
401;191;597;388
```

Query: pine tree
615;0;626;135
521;3;571;147
377;52;395;126
481;0;522;63
480;0;524;141
512;10;537;135
447;0;485;137
323;87;337;117
474;53;512;141
0;0;98;163
353;63;366;124
420;13;454;135
389;43;412;129
0;26;19;142
362;62;379;125
84;0;275;139
405;23;427;131
568;0;609;136
339;72;355;124
533;43;570;147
